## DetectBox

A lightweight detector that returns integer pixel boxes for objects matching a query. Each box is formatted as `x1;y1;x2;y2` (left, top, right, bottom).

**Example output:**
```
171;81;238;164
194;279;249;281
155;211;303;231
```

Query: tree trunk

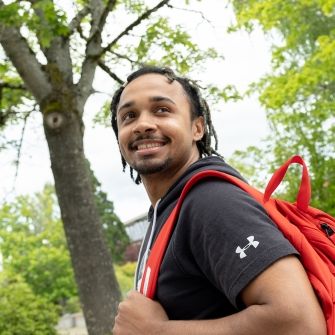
42;92;121;335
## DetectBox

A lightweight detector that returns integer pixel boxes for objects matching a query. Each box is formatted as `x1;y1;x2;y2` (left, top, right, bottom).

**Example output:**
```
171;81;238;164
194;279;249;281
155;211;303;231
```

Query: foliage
0;1;69;46
228;144;308;205
0;271;58;335
0;179;130;313
91;169;130;264
114;262;136;298
0;60;33;130
0;185;78;309
227;145;270;190
134;16;219;73
230;0;335;214
61;295;81;314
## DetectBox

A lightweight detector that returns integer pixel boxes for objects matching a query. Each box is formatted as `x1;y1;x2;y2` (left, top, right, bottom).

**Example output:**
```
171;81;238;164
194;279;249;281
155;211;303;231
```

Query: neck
142;176;173;207
141;155;200;207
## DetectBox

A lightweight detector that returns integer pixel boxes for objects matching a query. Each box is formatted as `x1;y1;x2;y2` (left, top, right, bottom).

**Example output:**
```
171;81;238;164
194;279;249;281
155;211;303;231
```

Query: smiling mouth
136;142;164;151
130;137;168;151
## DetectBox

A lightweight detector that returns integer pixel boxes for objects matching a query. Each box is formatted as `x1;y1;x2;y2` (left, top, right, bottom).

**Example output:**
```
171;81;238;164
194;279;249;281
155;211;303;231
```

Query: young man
111;66;326;334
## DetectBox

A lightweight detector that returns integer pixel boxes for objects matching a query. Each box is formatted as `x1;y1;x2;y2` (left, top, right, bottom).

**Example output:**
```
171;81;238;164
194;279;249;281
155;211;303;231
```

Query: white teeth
137;143;163;150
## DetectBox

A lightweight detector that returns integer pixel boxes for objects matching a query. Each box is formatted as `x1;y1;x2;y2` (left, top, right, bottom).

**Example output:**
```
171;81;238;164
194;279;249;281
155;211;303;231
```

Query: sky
0;1;273;222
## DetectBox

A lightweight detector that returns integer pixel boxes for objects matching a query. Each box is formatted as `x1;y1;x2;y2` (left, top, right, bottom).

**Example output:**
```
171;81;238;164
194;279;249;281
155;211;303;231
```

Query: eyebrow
117;96;176;113
150;96;176;105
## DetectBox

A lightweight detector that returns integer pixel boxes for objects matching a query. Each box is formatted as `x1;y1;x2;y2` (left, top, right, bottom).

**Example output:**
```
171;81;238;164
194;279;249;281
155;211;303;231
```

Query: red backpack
139;155;335;334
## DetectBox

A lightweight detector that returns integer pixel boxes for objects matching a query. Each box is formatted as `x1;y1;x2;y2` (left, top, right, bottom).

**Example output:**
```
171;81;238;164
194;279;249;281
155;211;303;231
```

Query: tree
230;0;335;214
0;1;221;333
0;272;58;335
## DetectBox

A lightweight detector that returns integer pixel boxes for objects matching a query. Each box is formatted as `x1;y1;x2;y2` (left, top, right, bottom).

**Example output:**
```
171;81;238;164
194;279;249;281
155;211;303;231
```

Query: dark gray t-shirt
155;179;298;320
136;157;298;320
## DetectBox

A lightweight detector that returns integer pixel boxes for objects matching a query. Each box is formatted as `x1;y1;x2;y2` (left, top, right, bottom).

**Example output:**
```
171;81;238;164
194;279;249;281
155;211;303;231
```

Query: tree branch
166;4;212;25
97;61;124;84
76;0;117;110
108;50;138;64
87;0;105;41
69;6;91;34
77;0;170;110
13;109;32;182
0;22;52;103
94;0;117;40
100;0;171;56
0;82;26;90
29;0;73;84
0;106;36;201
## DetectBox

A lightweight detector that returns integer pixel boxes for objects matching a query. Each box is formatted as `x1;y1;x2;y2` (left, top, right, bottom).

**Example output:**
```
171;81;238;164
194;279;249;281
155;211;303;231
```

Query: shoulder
175;176;292;255
181;177;267;222
169;176;299;308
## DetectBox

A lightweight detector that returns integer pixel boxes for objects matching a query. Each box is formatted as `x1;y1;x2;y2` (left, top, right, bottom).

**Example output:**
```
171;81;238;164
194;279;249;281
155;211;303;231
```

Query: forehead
118;73;188;108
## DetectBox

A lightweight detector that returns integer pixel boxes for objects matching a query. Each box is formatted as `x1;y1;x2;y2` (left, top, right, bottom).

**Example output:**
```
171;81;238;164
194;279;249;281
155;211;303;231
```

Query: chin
133;158;172;176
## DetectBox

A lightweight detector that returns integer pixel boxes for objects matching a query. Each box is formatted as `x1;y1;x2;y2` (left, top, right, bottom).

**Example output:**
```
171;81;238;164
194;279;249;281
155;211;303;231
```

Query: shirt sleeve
175;178;299;308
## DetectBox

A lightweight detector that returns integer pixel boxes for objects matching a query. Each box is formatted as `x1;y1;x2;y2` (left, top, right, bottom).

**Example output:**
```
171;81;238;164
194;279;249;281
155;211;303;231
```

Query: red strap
263;155;311;211
139;206;179;298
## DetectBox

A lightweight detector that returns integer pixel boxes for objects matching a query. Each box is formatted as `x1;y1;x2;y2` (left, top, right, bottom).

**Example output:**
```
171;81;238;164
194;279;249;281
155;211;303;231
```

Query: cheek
162;117;192;137
118;129;128;153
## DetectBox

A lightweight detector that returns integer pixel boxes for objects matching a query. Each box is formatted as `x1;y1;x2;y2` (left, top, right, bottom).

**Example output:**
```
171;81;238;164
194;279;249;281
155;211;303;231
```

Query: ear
192;116;205;141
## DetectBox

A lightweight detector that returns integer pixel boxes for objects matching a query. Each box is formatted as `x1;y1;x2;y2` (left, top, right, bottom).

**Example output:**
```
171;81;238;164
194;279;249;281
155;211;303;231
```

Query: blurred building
123;213;148;262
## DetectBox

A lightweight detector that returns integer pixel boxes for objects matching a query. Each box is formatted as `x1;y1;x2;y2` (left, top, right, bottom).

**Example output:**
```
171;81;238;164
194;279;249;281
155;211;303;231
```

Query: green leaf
0;272;58;335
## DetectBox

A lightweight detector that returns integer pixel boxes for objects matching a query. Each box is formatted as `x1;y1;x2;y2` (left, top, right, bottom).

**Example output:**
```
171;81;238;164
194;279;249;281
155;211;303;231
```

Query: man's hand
113;290;169;335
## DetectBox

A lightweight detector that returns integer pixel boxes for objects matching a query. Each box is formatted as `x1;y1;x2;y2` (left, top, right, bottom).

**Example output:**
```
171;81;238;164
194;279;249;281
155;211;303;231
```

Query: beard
131;157;172;176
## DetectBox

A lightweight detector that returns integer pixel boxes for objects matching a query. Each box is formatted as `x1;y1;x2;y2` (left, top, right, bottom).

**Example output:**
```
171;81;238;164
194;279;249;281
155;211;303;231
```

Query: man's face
116;73;204;179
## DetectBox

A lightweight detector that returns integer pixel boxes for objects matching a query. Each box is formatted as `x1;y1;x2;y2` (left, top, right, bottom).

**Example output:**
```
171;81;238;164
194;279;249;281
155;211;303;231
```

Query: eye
121;111;136;122
155;107;169;114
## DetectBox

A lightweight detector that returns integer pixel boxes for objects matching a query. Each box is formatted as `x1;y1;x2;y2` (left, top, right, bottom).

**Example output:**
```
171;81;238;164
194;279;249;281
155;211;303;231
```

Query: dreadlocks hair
110;65;221;184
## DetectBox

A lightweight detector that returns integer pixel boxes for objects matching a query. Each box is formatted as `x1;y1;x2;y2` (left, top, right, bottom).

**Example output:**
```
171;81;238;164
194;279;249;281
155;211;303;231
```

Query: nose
132;112;156;134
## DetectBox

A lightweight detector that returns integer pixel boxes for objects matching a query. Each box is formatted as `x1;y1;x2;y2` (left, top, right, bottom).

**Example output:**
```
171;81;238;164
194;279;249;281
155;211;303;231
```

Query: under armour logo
236;236;259;259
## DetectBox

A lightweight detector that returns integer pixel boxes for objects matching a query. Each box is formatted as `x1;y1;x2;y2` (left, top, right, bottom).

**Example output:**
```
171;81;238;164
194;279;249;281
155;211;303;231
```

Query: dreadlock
111;65;221;184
